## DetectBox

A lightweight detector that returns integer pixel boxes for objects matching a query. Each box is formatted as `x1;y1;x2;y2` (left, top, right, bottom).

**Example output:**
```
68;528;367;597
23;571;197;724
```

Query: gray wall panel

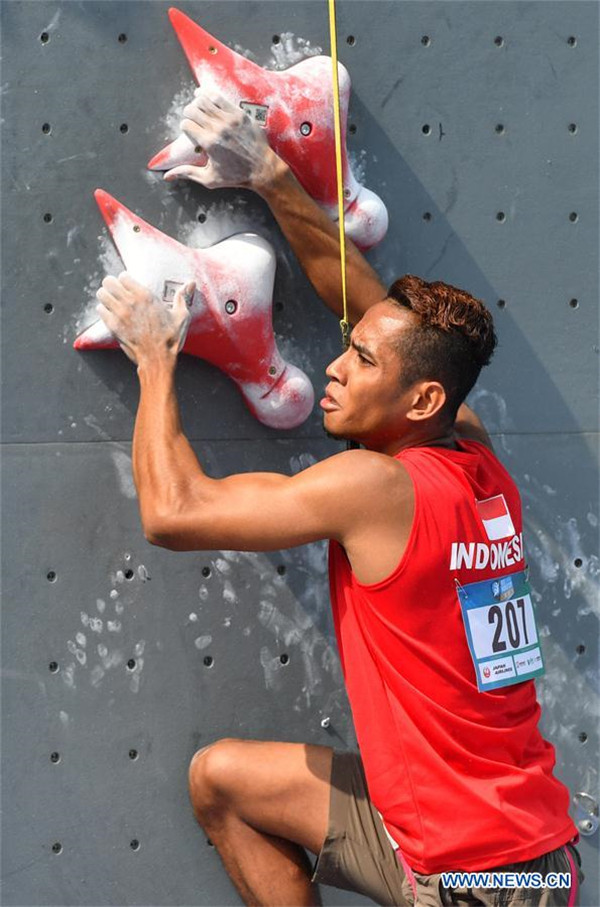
2;1;598;905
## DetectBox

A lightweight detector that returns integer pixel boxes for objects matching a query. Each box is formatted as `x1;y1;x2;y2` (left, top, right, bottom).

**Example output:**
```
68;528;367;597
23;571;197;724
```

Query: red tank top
328;439;576;873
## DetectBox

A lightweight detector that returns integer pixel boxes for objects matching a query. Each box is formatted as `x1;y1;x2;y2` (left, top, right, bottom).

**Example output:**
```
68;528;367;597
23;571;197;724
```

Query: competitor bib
456;569;545;691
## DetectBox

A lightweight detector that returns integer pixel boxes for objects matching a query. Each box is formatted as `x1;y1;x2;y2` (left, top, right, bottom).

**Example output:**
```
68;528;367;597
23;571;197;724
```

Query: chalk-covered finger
182;100;214;129
96;302;119;332
163;164;209;184
96;285;118;310
208;93;237;115
102;275;130;301
180;117;210;147
175;280;196;311
118;272;149;297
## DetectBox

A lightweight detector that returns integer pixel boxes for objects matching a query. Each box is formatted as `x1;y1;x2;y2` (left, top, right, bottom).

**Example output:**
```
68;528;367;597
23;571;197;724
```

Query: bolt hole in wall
130;839;140;851
578;732;588;744
52;843;62;855
124;568;134;580
576;644;586;655
423;212;432;222
569;212;579;223
44;303;54;314
346;35;355;46
422;124;431;135
569;123;578;134
40;31;49;43
118;33;127;43
43;213;53;223
127;659;136;671
277;564;286;575
47;570;57;581
497;299;506;309
129;749;139;760
201;566;211;577
494;35;504;47
421;35;431;46
496;212;506;222
569;299;579;309
42;123;51;134
50;752;61;764
120;123;129;134
349;123;357;135
49;661;59;673
280;653;289;665
203;656;214;668
573;557;583;567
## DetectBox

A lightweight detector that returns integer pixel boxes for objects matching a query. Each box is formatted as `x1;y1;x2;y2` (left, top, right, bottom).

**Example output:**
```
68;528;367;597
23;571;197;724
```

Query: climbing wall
1;1;598;905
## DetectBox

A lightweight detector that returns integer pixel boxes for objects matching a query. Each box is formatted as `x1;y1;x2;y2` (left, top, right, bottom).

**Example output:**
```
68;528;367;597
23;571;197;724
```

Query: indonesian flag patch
476;494;516;541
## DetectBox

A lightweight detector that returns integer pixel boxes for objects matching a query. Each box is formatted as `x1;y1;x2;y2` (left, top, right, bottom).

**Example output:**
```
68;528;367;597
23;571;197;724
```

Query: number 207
488;598;529;652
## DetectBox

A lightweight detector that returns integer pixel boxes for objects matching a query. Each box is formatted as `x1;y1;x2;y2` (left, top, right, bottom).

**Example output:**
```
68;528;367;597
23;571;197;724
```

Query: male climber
96;94;583;907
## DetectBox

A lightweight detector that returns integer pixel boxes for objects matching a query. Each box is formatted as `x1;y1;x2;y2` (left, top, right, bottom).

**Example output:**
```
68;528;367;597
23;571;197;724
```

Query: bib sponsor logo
476;494;515;541
449;533;523;571
478;656;516;684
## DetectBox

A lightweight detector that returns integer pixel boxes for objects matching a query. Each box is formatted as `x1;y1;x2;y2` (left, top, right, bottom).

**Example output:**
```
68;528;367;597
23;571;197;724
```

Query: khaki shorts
311;750;584;906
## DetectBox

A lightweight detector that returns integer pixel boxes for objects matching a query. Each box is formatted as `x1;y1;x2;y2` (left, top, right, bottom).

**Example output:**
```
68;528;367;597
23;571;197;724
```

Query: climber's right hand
164;89;286;192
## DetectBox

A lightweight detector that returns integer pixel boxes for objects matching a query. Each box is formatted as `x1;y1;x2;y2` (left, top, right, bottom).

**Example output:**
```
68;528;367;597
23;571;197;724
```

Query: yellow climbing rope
327;0;350;348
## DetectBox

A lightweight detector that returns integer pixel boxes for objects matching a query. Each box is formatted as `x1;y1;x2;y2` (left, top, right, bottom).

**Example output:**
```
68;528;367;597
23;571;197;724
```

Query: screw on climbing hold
268;366;277;376
300;122;312;136
225;300;238;315
321;717;331;728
